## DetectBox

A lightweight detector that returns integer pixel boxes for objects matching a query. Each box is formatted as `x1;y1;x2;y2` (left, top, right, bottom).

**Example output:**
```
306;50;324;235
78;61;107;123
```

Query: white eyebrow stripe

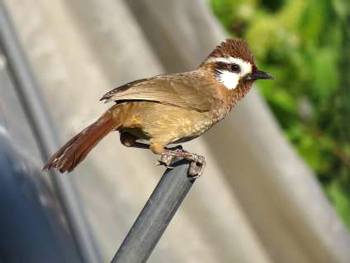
207;56;246;64
207;57;253;75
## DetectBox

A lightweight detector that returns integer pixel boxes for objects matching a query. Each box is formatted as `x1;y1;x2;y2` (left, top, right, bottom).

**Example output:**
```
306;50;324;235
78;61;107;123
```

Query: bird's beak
245;70;275;81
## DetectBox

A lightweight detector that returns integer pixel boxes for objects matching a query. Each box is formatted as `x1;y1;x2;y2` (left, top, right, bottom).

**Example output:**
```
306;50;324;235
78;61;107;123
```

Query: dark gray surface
112;159;195;263
0;133;80;263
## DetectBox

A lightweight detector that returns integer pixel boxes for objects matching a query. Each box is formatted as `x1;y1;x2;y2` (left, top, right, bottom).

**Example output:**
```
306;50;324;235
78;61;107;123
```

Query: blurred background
212;0;350;230
0;0;349;263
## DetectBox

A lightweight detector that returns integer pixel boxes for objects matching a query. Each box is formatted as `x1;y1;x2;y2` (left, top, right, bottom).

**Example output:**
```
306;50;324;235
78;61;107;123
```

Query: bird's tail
43;105;120;173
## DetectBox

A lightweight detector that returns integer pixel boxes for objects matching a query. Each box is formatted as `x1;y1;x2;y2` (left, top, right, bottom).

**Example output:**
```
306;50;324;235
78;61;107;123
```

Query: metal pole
111;159;196;263
0;3;101;263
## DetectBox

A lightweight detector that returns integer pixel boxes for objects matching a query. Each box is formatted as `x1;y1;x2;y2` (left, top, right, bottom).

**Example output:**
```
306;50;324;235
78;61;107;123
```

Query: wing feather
100;72;214;112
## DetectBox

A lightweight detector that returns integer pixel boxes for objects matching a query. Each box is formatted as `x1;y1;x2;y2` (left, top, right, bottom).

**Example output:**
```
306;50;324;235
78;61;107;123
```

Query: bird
43;38;274;177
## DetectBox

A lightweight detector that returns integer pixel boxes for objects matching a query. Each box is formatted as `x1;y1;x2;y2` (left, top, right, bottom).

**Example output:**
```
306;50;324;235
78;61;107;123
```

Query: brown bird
43;39;274;176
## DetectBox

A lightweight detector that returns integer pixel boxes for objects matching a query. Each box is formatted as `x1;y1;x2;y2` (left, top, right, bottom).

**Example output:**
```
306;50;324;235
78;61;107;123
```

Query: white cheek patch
207;56;253;90
216;70;239;90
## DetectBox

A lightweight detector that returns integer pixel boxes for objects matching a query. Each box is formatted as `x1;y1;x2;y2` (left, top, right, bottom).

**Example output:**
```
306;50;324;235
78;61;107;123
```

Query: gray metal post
111;159;196;263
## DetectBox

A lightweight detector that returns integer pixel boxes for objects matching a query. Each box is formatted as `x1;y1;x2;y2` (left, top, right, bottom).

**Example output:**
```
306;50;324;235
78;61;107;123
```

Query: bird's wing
100;71;215;112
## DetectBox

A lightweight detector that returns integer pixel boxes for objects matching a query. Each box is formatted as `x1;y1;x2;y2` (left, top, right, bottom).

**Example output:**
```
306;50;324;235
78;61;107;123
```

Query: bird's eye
230;63;241;73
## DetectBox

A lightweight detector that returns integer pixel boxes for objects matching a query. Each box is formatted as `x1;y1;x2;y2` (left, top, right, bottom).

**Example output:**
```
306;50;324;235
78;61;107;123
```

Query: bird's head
201;39;274;91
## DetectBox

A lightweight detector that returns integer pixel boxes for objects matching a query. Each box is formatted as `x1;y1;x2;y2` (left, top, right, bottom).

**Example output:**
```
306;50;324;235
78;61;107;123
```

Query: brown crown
206;39;256;67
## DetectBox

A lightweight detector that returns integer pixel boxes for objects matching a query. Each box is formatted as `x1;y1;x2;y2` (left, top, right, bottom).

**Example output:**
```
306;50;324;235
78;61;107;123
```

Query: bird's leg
121;133;183;152
160;148;206;178
120;132;150;149
121;133;174;169
156;145;183;168
123;134;205;177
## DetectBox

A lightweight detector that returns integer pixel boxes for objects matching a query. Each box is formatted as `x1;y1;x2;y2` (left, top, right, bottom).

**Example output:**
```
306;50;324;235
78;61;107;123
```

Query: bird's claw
159;153;206;178
156;145;184;168
156;147;206;178
187;154;206;178
156;154;174;169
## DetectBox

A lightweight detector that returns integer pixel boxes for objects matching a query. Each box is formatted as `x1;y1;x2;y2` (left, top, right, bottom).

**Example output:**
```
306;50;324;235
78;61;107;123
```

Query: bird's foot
155;145;184;168
187;153;206;178
156;154;174;168
157;147;206;178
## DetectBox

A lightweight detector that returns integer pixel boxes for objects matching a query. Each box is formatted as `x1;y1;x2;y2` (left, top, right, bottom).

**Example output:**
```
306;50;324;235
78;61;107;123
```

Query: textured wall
5;0;350;262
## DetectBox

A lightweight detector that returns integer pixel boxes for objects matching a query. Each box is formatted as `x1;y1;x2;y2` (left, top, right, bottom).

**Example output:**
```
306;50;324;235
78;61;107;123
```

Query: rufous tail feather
43;107;120;173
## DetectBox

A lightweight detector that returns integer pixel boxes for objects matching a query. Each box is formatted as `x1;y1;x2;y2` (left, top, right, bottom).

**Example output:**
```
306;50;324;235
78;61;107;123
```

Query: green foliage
211;0;350;227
